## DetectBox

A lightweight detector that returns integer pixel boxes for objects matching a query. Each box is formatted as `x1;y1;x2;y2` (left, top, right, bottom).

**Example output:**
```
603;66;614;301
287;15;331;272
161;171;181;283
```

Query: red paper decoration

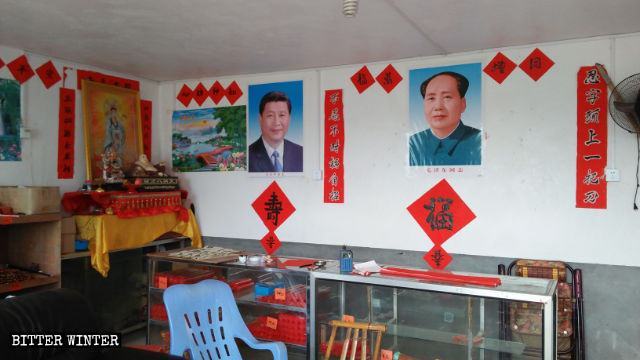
192;83;208;106
407;179;476;245
141;100;153;160
7;55;35;84
519;48;554;81
424;245;452;270
324;89;345;203
225;81;243;105
252;181;296;232
576;66;607;209
76;69;140;90
483;52;516;84
260;231;282;255
0;57;4;69
57;88;75;179
375;64;403;93
350;66;375;94
36;60;61;89
176;84;193;107
209;81;225;104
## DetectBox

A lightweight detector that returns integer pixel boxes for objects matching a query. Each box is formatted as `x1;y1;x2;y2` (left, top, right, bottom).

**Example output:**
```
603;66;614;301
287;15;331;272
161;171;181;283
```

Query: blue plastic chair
163;279;287;360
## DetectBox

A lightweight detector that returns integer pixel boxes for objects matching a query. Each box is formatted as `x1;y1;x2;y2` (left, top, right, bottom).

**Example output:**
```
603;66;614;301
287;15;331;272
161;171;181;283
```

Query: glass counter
311;263;556;360
147;250;316;357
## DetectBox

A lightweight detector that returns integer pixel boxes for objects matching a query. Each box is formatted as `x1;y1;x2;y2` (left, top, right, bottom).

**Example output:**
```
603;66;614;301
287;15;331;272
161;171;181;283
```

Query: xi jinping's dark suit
248;138;303;172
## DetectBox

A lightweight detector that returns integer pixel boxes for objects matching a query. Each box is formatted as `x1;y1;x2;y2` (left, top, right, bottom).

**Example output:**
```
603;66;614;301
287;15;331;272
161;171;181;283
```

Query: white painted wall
161;33;640;267
0;45;159;194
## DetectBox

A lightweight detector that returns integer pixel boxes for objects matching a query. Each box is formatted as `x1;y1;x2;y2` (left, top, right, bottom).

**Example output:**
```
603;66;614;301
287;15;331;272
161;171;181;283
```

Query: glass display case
146;250;313;357
311;264;556;360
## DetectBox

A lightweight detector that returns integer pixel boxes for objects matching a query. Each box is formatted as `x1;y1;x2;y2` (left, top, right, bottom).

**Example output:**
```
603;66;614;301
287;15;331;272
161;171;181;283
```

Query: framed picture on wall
81;80;142;182
247;80;303;173
408;63;482;167
0;78;21;161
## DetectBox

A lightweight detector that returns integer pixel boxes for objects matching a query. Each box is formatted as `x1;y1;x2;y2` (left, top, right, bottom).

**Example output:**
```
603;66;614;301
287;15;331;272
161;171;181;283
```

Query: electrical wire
634;134;639;210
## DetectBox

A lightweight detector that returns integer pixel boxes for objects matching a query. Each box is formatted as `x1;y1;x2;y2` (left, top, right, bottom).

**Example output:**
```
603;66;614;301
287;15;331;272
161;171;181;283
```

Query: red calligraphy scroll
76;69;139;91
58;88;75;179
324;89;345;203
141;100;153;160
576;66;607;209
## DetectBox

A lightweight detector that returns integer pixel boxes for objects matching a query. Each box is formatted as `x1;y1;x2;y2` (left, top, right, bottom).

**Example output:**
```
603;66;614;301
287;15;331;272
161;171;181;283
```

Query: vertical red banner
576;66;607;209
141;99;153;160
57;88;75;179
324;89;345;203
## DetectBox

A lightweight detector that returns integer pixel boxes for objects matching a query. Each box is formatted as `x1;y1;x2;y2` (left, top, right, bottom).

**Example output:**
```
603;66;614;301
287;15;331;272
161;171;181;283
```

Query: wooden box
0;186;60;215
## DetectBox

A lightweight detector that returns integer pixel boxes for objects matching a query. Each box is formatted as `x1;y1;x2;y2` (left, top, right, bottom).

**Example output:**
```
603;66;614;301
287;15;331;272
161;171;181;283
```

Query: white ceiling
1;0;640;81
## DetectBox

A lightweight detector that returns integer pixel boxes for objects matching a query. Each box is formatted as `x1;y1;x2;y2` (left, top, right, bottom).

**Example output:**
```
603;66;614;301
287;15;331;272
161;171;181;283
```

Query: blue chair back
163;279;249;359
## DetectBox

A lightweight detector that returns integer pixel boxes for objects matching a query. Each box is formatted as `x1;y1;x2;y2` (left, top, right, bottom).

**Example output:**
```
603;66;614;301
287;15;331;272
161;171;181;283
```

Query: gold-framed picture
81;80;142;182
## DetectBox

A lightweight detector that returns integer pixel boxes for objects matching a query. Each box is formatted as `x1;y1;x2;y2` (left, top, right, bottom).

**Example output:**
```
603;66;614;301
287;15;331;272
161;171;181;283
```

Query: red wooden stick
380;267;501;287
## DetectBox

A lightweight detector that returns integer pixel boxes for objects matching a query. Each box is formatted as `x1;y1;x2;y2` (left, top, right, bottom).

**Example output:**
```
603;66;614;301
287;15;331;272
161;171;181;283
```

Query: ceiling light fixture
343;0;358;18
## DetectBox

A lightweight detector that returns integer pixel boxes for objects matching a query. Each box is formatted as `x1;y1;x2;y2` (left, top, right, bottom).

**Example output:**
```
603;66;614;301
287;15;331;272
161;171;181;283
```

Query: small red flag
350;66;375;94
36;60;62;89
225;81;243;105
375;64;403;93
483;52;517;84
176;84;193;107
7;55;35;84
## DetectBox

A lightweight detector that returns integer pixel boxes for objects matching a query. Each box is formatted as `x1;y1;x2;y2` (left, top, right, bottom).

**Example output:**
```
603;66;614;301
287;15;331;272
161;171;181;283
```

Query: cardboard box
0;186;60;215
61;216;76;234
61;233;76;254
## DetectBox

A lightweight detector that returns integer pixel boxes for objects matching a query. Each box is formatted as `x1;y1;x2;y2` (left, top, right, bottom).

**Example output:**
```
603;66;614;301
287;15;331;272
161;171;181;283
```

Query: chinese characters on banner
209;81;225;104
576;66;607;209
252;181;296;254
224;81;243;105
177;84;193;107
76;69;140;91
519;48;554;81
7;55;35;85
192;83;209;106
140;100;152;160
350;66;375;94
57;88;75;179
375;64;403;93
407;179;475;269
483;52;517;84
324;89;344;203
35;60;61;89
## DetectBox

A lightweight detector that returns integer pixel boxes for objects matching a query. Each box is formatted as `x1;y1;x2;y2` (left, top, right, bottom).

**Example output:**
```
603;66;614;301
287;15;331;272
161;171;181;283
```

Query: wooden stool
323;320;387;360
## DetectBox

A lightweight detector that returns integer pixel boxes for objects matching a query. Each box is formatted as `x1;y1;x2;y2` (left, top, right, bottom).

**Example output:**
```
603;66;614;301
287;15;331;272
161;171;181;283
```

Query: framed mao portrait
81;80;142;181
408;63;482;167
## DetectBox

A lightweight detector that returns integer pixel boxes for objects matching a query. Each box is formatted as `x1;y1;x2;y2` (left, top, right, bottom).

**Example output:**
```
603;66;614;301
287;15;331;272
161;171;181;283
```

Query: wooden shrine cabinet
0;213;62;296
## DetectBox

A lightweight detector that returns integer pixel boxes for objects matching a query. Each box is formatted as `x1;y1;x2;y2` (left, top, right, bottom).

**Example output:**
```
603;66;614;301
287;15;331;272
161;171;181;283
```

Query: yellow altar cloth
75;210;202;277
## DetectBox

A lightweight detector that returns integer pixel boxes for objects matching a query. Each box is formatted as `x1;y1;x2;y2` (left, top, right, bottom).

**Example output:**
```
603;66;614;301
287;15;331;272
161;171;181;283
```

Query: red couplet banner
576;66;607;209
140;100;152;160
324;89;344;203
58;88;75;179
